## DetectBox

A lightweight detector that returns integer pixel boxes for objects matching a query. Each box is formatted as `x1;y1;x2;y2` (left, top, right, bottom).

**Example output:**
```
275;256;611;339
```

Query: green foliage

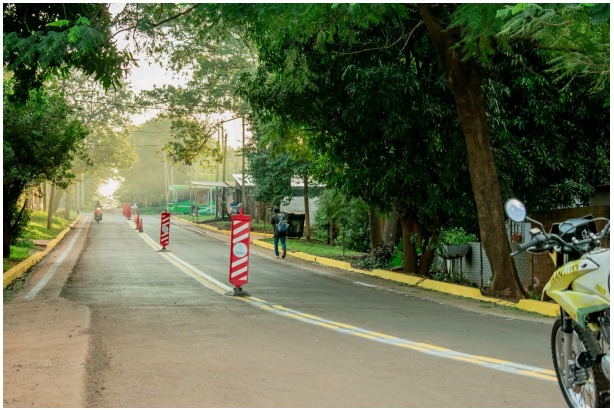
431;269;472;287
260;237;365;259
484;47;609;211
163;118;222;166
313;189;371;252
245;142;294;206
238;3;477;266
3;3;134;102
438;227;478;246
22;211;74;240
452;3;609;94
3;85;89;256
8;242;34;259
47;71;139;193
351;242;396;270
8;205;31;246
3;211;73;272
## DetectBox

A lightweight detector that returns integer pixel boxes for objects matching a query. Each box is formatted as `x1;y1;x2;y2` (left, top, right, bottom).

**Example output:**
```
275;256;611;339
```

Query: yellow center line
416;342;451;352
329;321;357;330
469;355;510;365
395;343;428;352
451;356;488;365
137;222;556;385
518;371;558;382
365;331;396;339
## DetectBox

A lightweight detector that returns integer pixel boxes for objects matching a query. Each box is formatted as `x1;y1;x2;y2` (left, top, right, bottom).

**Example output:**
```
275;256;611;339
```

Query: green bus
167;185;216;215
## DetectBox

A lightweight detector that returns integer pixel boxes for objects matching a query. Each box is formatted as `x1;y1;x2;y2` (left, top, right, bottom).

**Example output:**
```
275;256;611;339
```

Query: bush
351;241;395;270
312;189;370;252
438;227;477;245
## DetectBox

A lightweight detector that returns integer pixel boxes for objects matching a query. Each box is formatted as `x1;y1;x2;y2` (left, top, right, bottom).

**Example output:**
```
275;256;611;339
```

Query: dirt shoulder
4;297;90;407
3;218;92;408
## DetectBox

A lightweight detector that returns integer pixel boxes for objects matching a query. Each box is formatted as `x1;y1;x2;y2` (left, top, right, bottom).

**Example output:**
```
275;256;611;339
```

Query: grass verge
259;237;366;259
3;210;76;272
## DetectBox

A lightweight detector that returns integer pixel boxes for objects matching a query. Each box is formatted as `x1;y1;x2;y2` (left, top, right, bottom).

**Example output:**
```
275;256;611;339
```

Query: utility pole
241;117;246;214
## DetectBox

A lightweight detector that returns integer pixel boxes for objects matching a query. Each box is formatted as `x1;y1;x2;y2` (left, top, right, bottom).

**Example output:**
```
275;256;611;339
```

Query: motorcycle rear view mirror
505;198;526;223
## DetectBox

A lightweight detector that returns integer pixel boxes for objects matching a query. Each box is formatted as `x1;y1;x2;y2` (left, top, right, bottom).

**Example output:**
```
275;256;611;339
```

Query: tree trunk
382;209;400;245
52;189;63;214
303;174;311;241
400;215;419;274
418;4;527;298
369;206;383;254
42;182;47;211
47;184;56;229
418;221;441;278
65;186;71;219
3;208;10;258
4;181;25;258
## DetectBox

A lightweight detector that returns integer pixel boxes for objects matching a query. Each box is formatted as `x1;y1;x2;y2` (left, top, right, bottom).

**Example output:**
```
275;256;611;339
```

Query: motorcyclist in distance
94;200;102;221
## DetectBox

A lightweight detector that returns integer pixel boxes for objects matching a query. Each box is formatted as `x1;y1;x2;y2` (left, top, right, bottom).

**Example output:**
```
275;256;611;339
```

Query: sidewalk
181;218;560;318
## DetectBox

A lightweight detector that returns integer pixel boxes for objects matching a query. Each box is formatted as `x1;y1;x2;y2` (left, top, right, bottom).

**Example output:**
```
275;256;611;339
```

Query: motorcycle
505;199;609;408
94;207;102;223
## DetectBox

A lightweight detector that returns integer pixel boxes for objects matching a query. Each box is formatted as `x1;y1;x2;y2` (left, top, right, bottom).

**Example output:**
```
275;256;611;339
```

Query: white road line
24;220;86;301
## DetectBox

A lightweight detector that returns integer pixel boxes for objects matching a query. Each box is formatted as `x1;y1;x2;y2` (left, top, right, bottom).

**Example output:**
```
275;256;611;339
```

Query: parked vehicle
505;198;609;408
94;207;102;223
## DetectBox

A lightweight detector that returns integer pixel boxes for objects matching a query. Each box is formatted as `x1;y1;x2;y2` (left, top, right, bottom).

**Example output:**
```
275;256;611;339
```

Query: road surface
4;210;567;407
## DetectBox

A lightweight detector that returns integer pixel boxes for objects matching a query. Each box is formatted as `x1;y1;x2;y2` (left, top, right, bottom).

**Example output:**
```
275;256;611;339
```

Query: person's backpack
277;213;289;233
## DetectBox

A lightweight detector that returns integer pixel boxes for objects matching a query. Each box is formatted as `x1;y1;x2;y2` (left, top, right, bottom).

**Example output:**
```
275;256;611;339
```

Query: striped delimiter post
229;209;251;290
160;211;170;250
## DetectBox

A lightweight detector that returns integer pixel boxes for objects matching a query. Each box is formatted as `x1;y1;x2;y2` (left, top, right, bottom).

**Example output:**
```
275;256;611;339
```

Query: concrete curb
250;237;559;317
3;216;82;288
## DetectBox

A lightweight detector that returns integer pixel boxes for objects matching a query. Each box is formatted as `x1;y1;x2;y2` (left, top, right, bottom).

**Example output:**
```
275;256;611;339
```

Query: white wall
281;196;320;225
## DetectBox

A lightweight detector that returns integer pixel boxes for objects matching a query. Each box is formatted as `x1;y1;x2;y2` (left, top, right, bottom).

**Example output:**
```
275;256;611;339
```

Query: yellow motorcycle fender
543;255;609;328
543;258;600;293
545;289;608;328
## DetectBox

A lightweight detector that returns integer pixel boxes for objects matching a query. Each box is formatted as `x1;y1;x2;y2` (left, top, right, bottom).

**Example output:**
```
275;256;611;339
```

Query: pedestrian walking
271;206;287;258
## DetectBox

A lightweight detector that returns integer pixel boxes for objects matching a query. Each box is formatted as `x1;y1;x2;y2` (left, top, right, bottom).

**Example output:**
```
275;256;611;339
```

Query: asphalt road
7;210;568;407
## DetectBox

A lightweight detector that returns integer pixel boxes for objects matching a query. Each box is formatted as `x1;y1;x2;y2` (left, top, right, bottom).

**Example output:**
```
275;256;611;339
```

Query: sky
110;3;248;148
125;57;248;149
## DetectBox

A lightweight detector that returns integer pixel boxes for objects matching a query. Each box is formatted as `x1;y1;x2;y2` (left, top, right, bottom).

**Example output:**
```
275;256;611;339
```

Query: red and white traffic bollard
160;210;170;250
228;209;251;296
123;203;131;219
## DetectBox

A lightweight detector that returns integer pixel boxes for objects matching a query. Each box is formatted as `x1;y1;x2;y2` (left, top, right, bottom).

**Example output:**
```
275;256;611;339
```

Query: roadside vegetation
3;4;608;300
3;211;76;272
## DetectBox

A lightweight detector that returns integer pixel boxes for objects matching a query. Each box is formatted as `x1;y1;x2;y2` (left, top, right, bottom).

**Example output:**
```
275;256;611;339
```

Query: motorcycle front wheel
551;317;609;408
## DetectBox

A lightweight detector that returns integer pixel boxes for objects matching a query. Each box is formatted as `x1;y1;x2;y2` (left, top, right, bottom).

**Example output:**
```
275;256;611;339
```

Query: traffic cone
139;217;143;233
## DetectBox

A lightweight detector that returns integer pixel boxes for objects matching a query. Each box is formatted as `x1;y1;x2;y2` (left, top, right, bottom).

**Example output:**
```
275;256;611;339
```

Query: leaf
46;19;70;28
68;26;81;43
511;3;528;15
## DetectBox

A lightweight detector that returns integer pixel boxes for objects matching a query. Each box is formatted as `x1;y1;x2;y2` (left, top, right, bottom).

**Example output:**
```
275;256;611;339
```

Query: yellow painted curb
190;221;560;318
3;215;81;288
363;269;422;286
292;252;317;263
415;278;484;299
516;299;559;317
252;239;274;251
314;256;352;270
